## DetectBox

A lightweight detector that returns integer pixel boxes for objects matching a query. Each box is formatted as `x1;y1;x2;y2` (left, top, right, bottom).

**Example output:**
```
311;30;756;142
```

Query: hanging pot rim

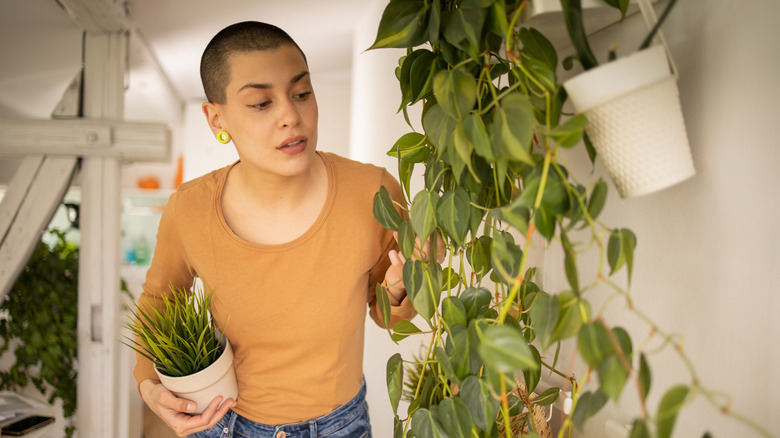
563;45;672;113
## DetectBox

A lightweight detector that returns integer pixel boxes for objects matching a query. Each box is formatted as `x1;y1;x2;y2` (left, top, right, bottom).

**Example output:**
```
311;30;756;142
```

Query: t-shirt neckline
213;151;335;250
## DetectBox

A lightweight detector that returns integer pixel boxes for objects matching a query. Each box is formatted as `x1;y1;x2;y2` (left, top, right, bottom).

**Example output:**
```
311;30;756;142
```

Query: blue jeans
190;381;371;438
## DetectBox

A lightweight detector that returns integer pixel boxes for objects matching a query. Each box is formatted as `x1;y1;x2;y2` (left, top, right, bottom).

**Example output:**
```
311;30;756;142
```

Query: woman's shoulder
320;152;394;184
320;152;404;208
167;162;234;209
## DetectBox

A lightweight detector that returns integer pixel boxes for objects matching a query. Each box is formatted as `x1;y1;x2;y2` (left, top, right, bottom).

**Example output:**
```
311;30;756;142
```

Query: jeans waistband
227;380;367;437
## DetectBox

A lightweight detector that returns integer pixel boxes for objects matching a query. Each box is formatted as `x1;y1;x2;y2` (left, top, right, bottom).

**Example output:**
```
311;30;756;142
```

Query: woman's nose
278;98;301;128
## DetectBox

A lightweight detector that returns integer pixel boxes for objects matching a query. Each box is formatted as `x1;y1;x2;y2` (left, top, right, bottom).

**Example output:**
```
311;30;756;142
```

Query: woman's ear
202;102;223;135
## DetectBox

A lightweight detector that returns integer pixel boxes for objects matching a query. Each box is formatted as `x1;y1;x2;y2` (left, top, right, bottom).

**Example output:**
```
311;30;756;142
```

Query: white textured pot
563;45;695;198
155;339;238;414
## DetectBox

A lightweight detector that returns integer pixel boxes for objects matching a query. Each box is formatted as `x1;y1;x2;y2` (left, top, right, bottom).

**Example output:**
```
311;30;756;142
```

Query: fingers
141;380;236;437
169;396;237;437
394;229;445;263
389;248;406;266
177;396;236;436
435;234;446;263
385;249;405;305
157;386;196;414
412;232;446;264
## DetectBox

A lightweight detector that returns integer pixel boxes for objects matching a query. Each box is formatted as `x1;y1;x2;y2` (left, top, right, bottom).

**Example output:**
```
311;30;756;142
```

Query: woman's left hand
383;232;446;305
384;248;406;305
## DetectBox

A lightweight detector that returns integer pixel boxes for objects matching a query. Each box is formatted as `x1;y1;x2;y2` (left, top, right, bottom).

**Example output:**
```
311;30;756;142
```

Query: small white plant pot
155;339;238;414
563;45;695;198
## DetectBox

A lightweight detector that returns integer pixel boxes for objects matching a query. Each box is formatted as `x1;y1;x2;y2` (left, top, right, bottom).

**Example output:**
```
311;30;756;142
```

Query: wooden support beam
77;30;126;438
57;0;130;32
0;118;170;162
0;155;44;239
78;156;123;436
0;2;172;436
0;156;78;301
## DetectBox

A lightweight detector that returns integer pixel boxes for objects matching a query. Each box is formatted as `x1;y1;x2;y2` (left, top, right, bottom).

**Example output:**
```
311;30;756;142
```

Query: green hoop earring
217;131;231;144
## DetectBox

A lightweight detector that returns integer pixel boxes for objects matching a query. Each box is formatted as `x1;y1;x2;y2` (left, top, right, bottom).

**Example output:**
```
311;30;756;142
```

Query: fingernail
186;403;195;412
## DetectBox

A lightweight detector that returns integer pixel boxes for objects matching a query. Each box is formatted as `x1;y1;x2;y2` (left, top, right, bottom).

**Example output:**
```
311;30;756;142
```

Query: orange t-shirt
133;152;415;425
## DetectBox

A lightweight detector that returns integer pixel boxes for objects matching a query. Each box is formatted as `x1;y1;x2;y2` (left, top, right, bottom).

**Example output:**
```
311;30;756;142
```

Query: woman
133;21;440;438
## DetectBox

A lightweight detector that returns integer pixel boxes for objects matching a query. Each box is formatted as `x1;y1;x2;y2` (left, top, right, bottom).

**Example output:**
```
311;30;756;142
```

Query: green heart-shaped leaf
433;68;477;120
490;93;535;165
411;190;439;241
369;0;430;49
657;385;689;438
373;185;403;231
387;353;404;413
477;325;538;372
437;187;471;248
438;397;472;438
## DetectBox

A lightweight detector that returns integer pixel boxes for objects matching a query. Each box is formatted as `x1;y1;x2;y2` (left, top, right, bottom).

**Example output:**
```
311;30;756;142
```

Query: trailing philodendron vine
368;1;771;438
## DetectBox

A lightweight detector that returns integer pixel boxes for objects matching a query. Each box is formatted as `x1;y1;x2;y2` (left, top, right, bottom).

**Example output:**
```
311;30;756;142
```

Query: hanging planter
563;44;695;198
155;338;238;414
560;0;694;198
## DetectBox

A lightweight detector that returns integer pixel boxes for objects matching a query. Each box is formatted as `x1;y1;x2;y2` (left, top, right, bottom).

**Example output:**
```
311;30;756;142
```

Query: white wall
313;72;352;159
545;1;780;437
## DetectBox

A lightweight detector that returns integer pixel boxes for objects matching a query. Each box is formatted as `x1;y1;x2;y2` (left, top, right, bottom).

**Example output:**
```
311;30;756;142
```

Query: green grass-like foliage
124;285;224;377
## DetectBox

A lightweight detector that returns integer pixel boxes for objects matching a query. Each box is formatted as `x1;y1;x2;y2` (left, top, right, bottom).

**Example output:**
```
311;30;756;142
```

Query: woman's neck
229;153;326;213
219;153;329;245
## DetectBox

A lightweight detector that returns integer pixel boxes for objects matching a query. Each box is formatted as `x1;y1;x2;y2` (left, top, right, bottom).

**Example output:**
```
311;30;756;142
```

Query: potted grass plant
124;285;237;414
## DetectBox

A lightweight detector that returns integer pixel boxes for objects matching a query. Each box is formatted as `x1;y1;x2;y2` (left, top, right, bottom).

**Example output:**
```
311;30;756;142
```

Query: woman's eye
251;101;271;110
294;91;312;101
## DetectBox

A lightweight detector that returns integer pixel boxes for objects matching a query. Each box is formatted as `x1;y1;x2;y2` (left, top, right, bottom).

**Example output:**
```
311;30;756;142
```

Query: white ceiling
0;0;373;118
127;0;372;102
0;0;630;120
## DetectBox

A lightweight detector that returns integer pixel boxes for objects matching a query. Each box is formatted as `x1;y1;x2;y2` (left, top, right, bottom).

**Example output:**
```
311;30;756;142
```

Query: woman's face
205;44;319;179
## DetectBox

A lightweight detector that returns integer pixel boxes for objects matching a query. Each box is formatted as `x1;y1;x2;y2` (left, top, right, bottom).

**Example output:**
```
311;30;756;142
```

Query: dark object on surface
1;415;55;436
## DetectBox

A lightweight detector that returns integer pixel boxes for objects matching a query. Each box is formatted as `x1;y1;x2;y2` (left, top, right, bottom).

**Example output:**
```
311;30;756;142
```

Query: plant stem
497;222;536;324
511;59;554;210
599;318;648;417
505;0;529;57
534;149;553;210
557;369;588;438
540;359;576;383
601;277;774;438
405;325;440;436
718;405;774;438
481;78;523;115
500;373;514;438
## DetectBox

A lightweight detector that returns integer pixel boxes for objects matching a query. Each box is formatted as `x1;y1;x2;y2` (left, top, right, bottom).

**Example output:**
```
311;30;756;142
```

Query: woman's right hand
139;379;236;437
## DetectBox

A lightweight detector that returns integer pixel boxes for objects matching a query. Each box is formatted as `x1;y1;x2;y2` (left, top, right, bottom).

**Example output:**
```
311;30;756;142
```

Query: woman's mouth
278;137;306;155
